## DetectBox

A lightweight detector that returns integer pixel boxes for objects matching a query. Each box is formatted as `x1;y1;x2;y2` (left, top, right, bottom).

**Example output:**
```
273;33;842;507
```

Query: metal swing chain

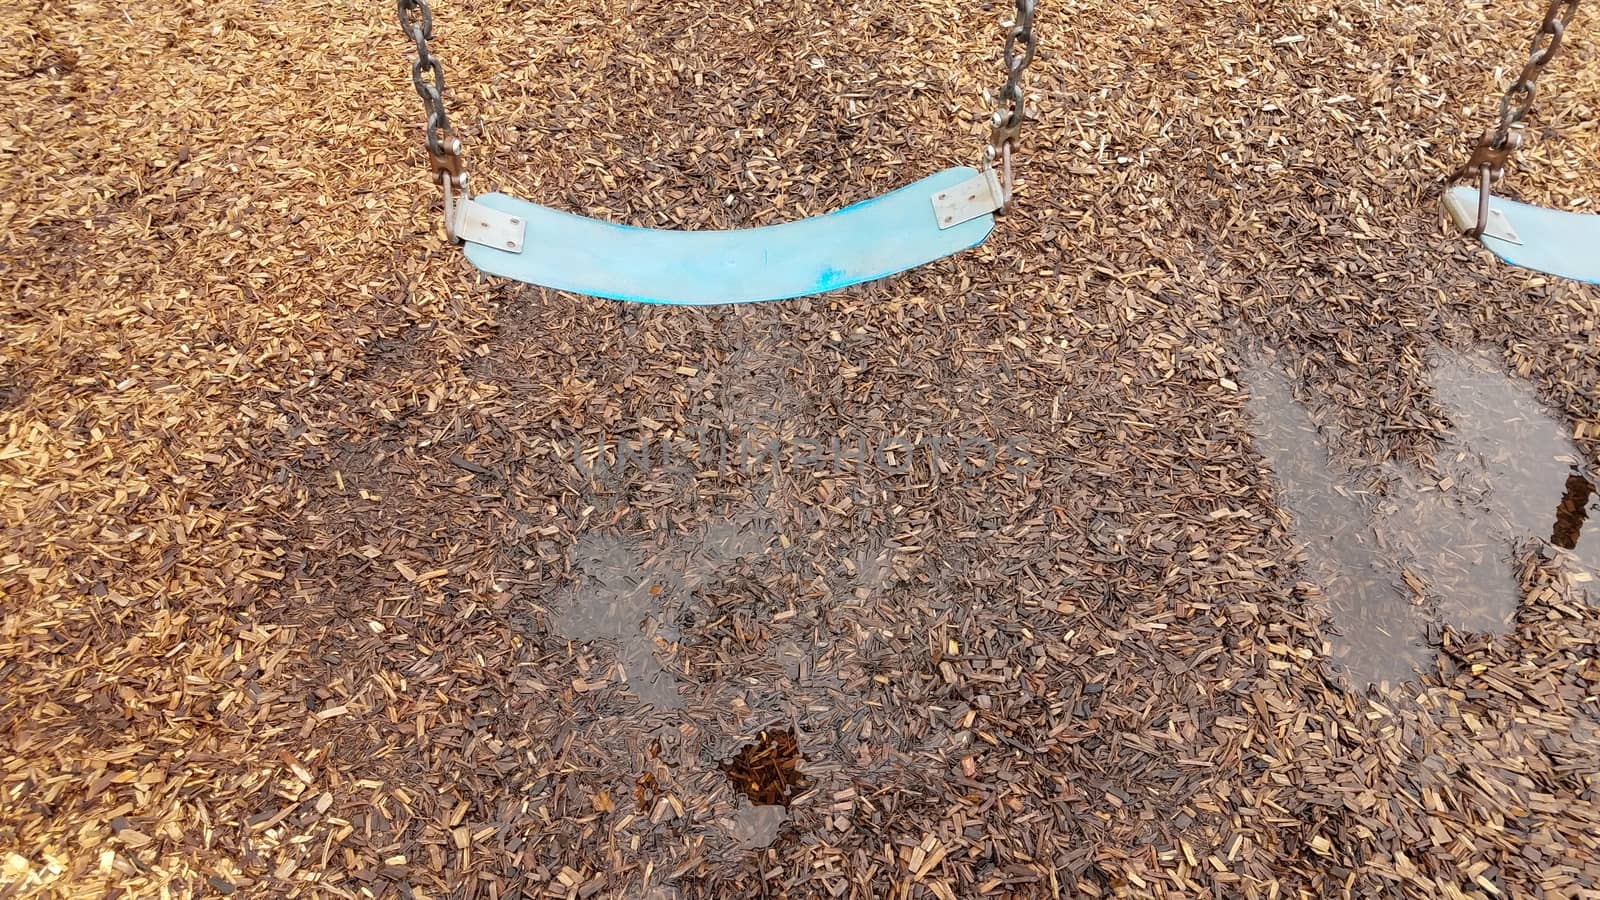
1452;0;1580;237
395;0;1037;234
397;0;469;241
982;0;1039;212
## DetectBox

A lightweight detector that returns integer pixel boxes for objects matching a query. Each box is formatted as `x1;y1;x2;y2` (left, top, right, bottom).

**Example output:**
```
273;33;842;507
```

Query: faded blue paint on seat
1447;185;1600;285
462;167;995;305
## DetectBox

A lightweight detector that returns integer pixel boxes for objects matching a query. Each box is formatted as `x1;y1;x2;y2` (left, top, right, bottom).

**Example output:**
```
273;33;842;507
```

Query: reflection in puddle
1245;351;1598;687
558;521;773;709
1433;357;1597;568
1381;354;1596;631
721;727;806;806
634;771;660;811
1553;474;1594;551
1243;361;1434;685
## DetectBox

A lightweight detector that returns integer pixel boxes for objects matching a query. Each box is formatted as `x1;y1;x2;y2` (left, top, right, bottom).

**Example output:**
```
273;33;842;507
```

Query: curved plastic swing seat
462;167;996;305
1444;185;1600;285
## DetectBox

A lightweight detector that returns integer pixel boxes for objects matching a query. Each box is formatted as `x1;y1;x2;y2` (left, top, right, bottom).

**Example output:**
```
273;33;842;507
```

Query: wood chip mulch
3;0;1599;897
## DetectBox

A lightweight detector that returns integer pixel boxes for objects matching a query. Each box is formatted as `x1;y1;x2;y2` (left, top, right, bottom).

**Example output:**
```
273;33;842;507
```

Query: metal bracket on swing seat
443;174;526;253
1443;187;1523;245
931;167;1006;230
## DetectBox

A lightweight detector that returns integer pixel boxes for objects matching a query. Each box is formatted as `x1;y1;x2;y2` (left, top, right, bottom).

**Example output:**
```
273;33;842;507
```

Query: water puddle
1244;350;1597;687
558;518;775;709
1243;361;1433;685
727;802;789;850
559;536;684;709
770;640;808;680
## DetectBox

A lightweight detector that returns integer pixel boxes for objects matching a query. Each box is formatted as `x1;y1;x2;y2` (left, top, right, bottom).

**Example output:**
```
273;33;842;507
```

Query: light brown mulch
2;0;1598;897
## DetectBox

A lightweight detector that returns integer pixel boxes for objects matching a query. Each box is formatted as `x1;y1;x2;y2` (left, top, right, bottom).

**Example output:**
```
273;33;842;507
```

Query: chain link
1453;0;1579;236
981;0;1038;210
397;0;465;185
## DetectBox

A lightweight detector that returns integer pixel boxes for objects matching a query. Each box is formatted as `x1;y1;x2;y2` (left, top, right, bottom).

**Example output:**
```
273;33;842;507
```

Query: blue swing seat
462;167;996;305
1444;185;1600;285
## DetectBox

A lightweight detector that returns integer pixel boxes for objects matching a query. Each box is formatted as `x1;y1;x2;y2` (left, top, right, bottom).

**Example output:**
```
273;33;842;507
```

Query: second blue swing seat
1444;185;1600;285
462;168;997;305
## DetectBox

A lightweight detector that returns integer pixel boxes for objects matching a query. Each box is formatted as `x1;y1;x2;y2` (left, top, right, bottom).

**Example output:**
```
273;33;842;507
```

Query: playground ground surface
3;0;1600;896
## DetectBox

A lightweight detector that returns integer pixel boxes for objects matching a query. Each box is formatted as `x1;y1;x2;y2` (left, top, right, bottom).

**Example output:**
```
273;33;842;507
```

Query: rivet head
505;241;516;249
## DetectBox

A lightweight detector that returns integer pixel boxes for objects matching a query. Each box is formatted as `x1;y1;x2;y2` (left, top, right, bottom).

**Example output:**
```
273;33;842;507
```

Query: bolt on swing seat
396;0;1039;306
1445;0;1597;285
